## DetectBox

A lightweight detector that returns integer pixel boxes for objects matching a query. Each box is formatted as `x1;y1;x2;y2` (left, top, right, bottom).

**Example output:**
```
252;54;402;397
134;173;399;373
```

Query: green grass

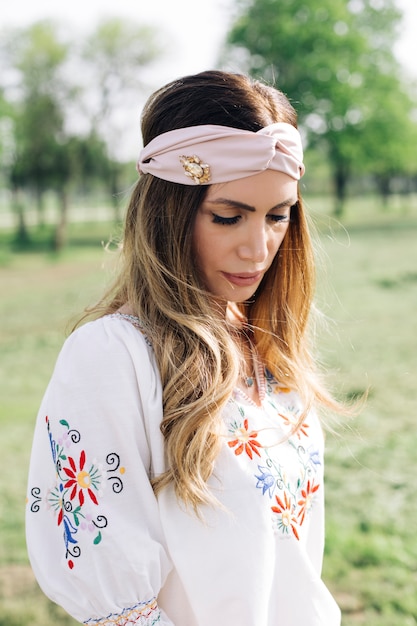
0;221;119;625
310;199;417;624
1;200;417;625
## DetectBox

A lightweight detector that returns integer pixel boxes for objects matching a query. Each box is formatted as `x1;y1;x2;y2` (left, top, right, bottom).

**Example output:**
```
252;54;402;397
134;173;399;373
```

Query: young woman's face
193;169;298;304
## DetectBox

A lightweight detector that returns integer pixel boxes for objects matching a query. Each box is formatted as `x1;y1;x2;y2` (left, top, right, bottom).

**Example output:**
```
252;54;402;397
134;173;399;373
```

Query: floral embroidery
264;439;321;540
272;491;299;539
279;411;309;439
255;467;275;497
226;377;322;541
265;371;292;396
227;417;262;459
84;597;161;625
307;446;322;467
28;416;125;569
297;479;320;525
62;450;100;507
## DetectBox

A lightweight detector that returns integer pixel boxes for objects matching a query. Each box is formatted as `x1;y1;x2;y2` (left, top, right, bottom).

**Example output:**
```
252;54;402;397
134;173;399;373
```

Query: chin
225;290;258;304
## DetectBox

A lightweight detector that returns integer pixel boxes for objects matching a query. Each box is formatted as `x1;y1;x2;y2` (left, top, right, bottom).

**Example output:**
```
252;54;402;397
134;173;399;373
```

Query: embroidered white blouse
26;314;341;626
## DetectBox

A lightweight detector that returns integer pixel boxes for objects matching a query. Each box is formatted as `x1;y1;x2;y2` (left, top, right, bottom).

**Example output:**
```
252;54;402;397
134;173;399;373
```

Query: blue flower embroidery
255;465;275;498
307;446;321;466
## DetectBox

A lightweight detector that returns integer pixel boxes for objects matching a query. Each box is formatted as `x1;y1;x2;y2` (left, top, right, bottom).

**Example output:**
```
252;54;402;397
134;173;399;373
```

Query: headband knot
137;122;304;184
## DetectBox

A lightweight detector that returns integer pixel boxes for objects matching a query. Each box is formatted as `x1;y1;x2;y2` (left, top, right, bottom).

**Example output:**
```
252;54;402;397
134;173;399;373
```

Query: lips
222;271;264;287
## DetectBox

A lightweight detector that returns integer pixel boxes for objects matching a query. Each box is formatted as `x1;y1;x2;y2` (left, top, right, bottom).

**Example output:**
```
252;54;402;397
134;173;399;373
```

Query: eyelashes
212;214;241;225
211;213;292;226
268;215;292;224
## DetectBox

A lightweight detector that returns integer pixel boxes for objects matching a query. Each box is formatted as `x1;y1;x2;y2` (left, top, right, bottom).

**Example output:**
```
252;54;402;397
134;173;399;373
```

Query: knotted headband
137;122;305;185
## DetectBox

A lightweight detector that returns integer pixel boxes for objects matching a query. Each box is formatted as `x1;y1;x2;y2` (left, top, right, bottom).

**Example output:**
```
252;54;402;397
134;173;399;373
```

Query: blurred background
1;1;416;624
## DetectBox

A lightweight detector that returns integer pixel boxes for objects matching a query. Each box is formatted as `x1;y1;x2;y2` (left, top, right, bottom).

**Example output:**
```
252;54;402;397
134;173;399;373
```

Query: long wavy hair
80;71;341;511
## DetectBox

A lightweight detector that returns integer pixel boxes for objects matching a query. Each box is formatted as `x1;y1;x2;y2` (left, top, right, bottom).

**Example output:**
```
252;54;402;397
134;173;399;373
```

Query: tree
51;132;113;250
0;90;30;243
0;17;163;247
223;0;417;214
1;21;71;244
77;18;163;220
358;70;417;203
0;89;13;172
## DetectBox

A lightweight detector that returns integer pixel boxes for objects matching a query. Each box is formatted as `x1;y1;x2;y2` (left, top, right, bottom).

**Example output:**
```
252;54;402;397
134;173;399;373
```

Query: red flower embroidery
272;491;300;540
228;419;262;459
63;450;99;507
297;479;320;525
57;504;64;526
279;412;309;438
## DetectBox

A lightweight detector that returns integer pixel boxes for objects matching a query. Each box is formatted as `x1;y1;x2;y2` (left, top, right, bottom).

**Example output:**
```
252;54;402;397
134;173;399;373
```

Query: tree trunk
35;186;46;227
53;188;69;251
333;164;349;218
109;163;121;223
12;187;31;247
375;174;391;209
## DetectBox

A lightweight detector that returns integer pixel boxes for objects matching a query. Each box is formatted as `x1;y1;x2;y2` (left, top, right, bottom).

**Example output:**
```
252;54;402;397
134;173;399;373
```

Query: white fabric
26;315;341;626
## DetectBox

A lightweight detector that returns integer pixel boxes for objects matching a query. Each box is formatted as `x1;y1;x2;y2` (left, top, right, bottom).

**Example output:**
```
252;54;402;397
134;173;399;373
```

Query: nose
237;222;269;263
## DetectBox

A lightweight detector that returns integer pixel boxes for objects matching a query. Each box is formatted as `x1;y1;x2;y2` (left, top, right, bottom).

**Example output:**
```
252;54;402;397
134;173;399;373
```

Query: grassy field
1;198;416;625
310;200;417;625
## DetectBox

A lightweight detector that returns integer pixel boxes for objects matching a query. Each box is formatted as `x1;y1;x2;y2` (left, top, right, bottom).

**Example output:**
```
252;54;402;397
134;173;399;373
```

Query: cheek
193;217;229;270
271;225;290;255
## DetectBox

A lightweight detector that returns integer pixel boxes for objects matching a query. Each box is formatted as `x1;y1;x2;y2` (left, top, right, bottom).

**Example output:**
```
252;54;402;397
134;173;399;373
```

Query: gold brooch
179;155;210;184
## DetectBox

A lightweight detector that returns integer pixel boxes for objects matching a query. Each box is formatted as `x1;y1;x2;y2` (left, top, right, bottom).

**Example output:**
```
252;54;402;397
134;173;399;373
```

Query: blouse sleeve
25;317;174;625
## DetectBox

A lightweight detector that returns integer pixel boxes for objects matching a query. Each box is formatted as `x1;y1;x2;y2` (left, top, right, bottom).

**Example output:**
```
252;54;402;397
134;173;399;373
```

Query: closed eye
211;213;241;225
268;214;291;224
268;201;298;224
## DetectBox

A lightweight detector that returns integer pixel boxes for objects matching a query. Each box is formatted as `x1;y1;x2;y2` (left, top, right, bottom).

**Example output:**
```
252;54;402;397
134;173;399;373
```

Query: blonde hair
79;71;344;512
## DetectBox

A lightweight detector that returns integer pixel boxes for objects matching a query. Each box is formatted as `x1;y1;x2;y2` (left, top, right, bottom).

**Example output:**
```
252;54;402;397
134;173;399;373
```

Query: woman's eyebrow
205;197;297;212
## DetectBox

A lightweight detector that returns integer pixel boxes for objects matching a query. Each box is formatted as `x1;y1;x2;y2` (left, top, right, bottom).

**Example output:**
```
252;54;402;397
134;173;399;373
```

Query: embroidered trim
84;597;161;625
107;313;153;347
108;312;143;327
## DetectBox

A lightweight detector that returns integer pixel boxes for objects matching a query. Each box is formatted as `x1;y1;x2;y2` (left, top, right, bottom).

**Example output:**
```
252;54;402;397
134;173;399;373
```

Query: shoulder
54;314;159;390
41;314;163;444
63;314;152;357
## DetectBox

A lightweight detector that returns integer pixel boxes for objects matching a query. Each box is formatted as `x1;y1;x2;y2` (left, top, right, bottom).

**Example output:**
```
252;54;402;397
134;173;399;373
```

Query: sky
1;0;416;83
0;0;235;87
1;0;416;158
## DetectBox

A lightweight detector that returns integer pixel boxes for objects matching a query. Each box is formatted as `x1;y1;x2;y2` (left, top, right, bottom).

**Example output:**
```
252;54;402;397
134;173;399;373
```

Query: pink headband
137;122;305;185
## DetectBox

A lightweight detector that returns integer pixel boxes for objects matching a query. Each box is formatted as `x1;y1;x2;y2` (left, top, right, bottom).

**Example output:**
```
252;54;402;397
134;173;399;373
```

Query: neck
225;301;247;328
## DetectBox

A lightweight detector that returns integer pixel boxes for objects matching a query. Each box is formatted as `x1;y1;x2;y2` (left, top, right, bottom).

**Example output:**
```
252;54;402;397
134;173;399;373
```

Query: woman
26;70;342;625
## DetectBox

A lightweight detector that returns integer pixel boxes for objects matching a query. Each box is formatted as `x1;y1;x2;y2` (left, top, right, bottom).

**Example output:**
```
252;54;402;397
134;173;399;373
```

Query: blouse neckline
108;312;267;407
